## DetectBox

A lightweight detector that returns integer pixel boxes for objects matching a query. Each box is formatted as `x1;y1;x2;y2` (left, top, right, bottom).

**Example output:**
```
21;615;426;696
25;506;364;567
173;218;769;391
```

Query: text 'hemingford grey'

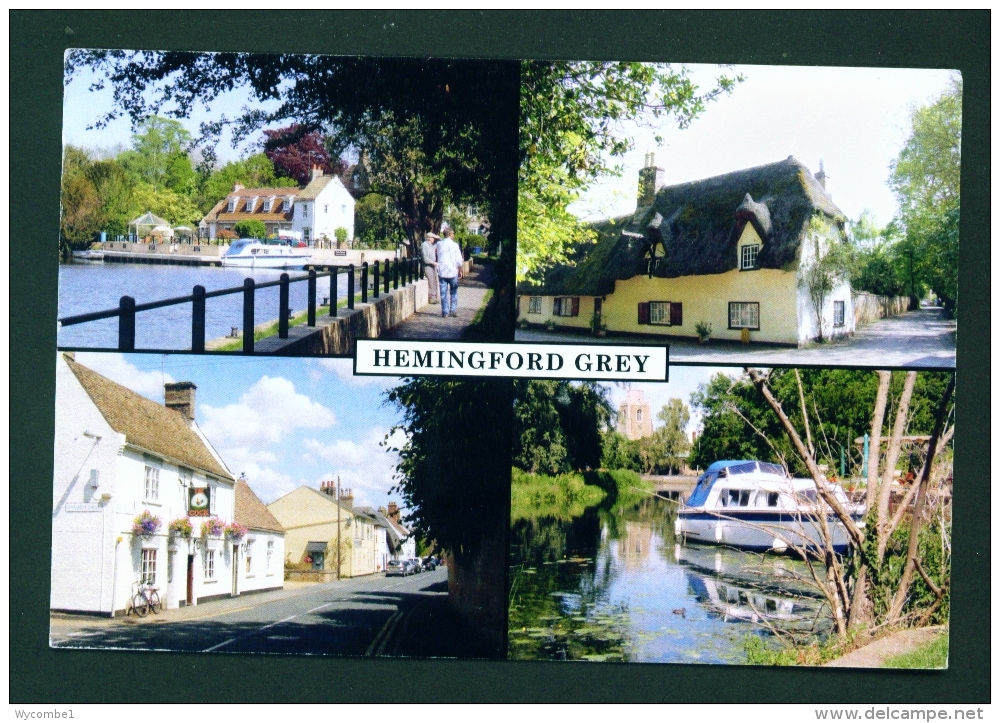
355;341;668;381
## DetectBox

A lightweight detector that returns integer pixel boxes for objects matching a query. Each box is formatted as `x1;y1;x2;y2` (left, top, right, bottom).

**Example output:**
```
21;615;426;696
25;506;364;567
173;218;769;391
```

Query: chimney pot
164;382;197;424
233;183;244;192
637;158;665;208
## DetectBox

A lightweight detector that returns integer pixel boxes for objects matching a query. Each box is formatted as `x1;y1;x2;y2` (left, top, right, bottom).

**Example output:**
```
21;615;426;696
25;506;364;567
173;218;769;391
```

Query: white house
200;168;355;246
234;476;285;595
51;354;281;615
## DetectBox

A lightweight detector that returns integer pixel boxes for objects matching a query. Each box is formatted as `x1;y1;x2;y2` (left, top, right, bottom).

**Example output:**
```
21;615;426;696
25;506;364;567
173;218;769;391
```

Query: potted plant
517;318;530;330
695;321;712;344
224;522;248;542
545;319;557;332
131;510;162;541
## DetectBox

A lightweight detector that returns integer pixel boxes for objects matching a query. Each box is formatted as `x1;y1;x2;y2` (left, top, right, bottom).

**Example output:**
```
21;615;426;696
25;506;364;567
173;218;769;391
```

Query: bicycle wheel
132;592;149;617
148;590;161;614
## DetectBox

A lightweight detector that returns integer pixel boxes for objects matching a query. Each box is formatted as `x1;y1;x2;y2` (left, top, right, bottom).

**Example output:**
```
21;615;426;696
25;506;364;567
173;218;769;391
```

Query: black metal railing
58;258;423;353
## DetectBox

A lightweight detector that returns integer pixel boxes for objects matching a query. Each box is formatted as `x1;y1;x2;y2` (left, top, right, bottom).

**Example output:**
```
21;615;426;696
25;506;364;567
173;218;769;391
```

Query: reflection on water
508;494;830;664
58;262;348;350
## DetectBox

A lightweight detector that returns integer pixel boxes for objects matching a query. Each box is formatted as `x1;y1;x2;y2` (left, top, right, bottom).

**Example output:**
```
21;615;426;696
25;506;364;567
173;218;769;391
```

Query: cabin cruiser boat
675;460;865;554
221;239;312;268
71;249;104;262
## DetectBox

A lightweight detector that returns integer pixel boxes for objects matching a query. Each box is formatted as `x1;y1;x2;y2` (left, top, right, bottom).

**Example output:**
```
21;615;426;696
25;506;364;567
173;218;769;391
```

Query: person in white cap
422;232;440;304
435;227;464;317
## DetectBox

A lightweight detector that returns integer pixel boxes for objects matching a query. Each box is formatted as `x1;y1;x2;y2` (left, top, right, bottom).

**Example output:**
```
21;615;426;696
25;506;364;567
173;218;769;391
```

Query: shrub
233;219;267;239
335;227;348;244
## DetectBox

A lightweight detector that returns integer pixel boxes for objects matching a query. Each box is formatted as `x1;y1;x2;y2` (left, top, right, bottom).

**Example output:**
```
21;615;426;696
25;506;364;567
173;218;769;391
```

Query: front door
232;545;239;596
186;555;194;606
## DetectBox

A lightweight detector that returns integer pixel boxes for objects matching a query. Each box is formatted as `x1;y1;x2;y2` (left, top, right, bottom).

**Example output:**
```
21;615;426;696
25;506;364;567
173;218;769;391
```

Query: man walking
421;232;440;304
436;227;464;318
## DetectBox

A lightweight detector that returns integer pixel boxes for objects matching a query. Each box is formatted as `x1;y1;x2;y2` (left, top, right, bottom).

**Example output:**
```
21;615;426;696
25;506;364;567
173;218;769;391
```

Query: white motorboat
675;460;865;554
221;239;312;268
71;249;105;262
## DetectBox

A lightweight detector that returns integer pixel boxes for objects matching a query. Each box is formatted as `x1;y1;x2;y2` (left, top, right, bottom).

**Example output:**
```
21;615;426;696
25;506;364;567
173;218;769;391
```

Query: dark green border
11;10;989;703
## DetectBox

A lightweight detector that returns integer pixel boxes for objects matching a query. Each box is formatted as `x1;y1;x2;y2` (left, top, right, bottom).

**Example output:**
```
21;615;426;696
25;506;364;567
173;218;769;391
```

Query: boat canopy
685;460;786;507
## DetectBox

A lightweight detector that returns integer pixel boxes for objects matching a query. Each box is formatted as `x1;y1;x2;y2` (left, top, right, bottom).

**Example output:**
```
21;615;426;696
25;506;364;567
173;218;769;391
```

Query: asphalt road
49;568;467;658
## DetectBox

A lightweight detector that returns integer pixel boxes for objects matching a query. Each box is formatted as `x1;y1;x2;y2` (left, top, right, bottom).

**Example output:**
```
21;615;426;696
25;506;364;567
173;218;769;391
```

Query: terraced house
518;156;856;347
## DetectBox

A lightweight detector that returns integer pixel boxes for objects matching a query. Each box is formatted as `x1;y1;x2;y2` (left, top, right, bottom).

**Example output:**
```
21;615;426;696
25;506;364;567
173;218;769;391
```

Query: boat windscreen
227;240;249;254
727;461;759;476
759;462;786;476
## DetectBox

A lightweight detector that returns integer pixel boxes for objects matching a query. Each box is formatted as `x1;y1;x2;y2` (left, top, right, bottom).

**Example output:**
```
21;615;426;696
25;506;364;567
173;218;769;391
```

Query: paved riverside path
824;626;947;668
381;264;492;341
517;308;956;368
49;567;494;659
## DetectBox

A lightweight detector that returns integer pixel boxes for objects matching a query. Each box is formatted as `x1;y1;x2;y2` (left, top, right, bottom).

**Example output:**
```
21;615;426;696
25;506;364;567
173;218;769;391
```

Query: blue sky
75;353;405;508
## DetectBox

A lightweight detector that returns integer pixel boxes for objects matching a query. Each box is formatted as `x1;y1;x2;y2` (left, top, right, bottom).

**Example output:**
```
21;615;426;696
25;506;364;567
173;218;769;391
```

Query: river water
508;494;832;664
58;261;352;350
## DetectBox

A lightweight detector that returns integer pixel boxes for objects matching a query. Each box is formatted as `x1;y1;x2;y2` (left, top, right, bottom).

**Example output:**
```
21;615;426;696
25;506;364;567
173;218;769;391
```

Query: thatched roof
520;157;845;296
64;354;233;480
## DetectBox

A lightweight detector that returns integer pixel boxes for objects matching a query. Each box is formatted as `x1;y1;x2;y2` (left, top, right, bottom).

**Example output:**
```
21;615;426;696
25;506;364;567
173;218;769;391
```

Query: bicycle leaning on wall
126;581;162;617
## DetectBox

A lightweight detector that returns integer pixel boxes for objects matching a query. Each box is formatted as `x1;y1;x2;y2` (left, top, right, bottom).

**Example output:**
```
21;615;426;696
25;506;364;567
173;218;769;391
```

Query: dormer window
741;244;759;270
283;197;293;212
245;197;257;212
227;198;237;213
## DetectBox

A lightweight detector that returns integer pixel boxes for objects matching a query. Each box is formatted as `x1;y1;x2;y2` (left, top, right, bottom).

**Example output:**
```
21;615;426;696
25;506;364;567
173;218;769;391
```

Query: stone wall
853;292;910;326
257;278;428;356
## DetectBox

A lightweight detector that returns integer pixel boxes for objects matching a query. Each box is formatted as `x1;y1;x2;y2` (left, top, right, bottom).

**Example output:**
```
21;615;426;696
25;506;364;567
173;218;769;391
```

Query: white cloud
302;426;406;508
226;455;299;505
314;358;398;388
200;375;336;450
75;353;176;399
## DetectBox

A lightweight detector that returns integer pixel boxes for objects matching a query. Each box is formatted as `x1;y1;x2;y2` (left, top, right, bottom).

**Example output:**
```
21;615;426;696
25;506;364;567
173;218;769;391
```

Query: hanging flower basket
201;517;225;538
168;517;194;539
131;510;162;541
225;522;248;542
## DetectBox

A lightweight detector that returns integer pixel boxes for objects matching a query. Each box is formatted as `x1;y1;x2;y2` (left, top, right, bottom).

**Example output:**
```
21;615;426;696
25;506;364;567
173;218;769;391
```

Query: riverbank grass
511;469;606;520
882;632;949;669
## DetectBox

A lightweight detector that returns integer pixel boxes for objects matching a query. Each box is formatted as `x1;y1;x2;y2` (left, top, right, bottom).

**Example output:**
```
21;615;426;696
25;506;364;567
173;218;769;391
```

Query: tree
233;219;267;238
653;399;691;474
354;193;405;249
848;212;906;297
263;124;342;186
59;146;102;253
798;214;854;342
195;153;296;212
117;116;193;192
889;76;962;313
517;61;742;282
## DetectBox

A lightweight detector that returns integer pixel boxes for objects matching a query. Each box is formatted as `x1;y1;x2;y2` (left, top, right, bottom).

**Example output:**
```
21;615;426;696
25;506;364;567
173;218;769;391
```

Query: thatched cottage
517;156;855;346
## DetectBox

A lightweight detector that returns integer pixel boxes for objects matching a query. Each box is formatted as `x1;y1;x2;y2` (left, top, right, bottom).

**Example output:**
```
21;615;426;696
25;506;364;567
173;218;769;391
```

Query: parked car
407;558;423;574
422;556;437;571
386;559;407;577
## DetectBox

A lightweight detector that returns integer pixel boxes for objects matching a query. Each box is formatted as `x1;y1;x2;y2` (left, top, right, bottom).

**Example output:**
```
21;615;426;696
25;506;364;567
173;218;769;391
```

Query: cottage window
141;549;157;585
728;302;760;330
649;301;670;325
283;197;293;212
205;550;215;580
209;484;217;515
144;466;160;501
263;198;272;213
341;205;347;214
833;300;846;327
741;244;760;270
246;198;256;212
553;297;580;317
227;198;237;213
267;540;274;571
528;297;542;314
302;204;309;218
245;539;254;574
324;204;328;214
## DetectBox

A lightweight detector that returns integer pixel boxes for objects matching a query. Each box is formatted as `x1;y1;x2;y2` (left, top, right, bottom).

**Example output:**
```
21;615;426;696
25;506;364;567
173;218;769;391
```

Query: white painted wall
292;177;355;245
238;529;285;593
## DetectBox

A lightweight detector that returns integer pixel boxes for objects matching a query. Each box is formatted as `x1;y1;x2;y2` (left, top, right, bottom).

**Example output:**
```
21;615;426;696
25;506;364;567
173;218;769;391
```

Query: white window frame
649;301;671;325
833;300;846;327
245;539;254;574
740;244;760;270
528;297;542;314
341;205;347;214
144;465;160;502
227;198;237;213
205;550;215;581
283;197;293;212
141;548;157;585
729;302;760;330
209;483;217;515
324;204;329;214
267;540;274;572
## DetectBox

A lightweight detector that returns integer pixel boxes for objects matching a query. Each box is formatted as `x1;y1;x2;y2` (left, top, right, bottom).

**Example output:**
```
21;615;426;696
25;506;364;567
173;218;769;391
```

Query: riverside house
51;354;282;615
200;167;356;245
517;156;856;347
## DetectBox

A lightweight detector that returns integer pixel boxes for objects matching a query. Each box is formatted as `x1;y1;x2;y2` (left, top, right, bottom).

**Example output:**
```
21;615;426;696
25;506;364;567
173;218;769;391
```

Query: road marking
365;610;403;657
306;603;333;614
202;614;297;652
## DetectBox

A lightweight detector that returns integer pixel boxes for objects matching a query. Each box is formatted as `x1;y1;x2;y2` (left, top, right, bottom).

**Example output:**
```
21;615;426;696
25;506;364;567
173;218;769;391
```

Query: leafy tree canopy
116;115;193;192
263;124;343;186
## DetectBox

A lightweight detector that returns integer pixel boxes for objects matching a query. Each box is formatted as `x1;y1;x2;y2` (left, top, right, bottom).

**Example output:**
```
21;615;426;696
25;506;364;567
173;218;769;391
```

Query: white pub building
51;354;283;616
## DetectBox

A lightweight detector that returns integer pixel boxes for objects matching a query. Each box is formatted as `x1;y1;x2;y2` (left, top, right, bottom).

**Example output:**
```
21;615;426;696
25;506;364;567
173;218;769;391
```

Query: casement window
324;205;329;214
245;198;256;212
141;549;157;585
245;539;254;574
263;198;273;213
205;550;215;580
528;297;542;314
553;297;580;317
267;540;274;571
208;483;217;515
833;300;846;327
227;198;237;213
728;302;760;330
144;466;160;501
283;197;293;212
302;204;309;218
740;244;760;270
341;205;347;214
638;302;682;326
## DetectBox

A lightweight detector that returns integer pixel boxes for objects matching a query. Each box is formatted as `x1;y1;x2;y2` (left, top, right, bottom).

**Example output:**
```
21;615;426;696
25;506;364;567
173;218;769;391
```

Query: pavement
381;264;492;341
49;567;496;659
516;308;956;368
824;626;947;668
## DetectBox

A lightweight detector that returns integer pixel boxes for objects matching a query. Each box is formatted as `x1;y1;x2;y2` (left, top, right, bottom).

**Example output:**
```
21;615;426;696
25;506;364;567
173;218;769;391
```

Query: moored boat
675;460;865;554
71;249;105;262
221;239;312;268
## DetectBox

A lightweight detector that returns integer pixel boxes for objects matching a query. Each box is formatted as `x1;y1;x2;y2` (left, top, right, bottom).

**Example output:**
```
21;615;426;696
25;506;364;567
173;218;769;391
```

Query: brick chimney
233;183;244;192
319;480;337;497
310;165;323;182
814;160;827;189
386;501;399;523
164;382;197;425
637;151;665;208
339;488;354;509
